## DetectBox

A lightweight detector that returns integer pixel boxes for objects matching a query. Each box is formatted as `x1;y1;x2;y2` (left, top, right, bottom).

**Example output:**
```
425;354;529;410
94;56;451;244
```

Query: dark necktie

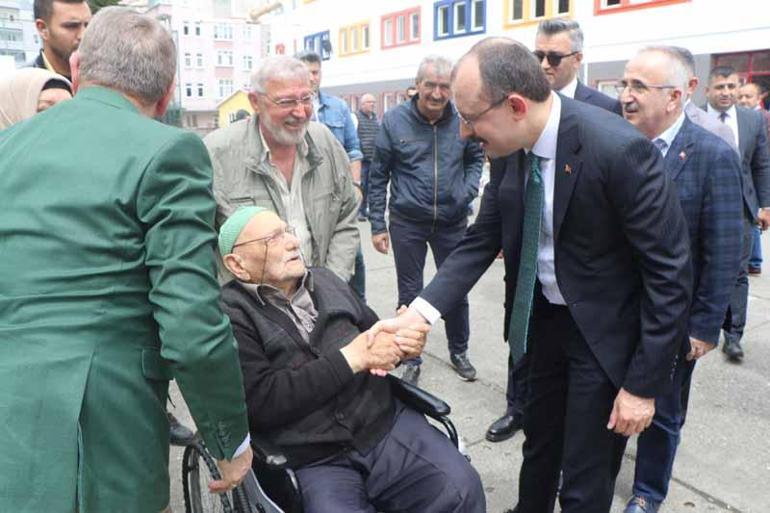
653;138;667;155
507;153;544;365
719;111;728;123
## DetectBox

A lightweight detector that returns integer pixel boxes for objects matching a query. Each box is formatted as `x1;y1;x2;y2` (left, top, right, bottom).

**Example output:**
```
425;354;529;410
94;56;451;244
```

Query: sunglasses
533;50;579;68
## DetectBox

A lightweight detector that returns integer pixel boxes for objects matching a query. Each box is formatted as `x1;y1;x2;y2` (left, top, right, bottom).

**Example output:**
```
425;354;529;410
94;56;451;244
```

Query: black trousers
518;292;628;513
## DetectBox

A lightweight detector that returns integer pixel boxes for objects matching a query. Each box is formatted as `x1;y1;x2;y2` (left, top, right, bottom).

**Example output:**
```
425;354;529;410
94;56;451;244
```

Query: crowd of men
1;2;769;513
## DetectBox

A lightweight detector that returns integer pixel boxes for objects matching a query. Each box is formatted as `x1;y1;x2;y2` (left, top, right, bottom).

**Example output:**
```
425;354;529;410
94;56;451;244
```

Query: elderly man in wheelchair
217;207;485;513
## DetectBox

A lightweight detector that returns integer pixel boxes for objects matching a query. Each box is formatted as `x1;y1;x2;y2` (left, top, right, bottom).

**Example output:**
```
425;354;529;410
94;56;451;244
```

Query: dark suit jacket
666;118;743;345
574;80;622;115
420;97;692;398
735;105;770;218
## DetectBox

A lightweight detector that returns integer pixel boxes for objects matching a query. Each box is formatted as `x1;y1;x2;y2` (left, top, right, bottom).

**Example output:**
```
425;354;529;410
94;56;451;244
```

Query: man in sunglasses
486;18;623;446
205;56;360;289
534;19;621;115
218;207;485;513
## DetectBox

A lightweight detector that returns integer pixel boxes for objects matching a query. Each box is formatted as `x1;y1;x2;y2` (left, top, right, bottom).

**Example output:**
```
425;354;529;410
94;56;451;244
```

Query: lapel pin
564;164;572;175
679;151;686;161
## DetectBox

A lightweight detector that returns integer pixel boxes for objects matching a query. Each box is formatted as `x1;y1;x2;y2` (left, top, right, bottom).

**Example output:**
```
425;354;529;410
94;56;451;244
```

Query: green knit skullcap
218;206;268;255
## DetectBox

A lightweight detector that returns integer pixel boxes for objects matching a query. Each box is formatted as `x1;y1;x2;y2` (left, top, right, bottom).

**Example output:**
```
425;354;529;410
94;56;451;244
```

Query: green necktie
507;153;544;364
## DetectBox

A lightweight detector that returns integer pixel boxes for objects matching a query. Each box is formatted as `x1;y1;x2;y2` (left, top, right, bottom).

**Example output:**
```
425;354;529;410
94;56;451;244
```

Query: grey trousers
723;217;753;344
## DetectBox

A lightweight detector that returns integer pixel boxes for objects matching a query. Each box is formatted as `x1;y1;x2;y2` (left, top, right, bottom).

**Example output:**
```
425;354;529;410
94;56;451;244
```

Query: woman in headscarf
0;68;72;130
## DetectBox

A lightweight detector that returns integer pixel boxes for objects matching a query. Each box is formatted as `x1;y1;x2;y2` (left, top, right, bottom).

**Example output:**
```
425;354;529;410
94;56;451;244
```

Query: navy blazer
665;117;743;345
735;105;770;218
420;97;692;398
574;81;622;115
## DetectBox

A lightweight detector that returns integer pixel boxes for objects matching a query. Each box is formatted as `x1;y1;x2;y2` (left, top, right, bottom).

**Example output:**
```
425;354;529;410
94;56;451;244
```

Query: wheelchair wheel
182;441;236;513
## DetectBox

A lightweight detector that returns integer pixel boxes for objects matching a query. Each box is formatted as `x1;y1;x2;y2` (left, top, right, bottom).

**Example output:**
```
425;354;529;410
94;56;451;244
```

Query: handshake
341;306;432;376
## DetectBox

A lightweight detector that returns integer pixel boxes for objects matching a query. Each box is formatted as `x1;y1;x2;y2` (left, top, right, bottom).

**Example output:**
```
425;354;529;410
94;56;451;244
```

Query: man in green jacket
0;7;252;512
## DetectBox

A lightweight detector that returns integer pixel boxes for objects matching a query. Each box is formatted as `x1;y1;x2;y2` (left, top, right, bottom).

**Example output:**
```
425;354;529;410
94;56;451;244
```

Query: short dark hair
295;50;322;65
669;46;695;75
458;37;550;103
34;0;86;22
709;65;736;81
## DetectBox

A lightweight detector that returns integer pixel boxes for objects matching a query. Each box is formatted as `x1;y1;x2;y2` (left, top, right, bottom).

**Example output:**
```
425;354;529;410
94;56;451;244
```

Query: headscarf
0;68;72;130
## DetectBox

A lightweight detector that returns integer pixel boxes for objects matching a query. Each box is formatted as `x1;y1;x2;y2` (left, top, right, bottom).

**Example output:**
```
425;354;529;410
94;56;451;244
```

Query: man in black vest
355;93;380;221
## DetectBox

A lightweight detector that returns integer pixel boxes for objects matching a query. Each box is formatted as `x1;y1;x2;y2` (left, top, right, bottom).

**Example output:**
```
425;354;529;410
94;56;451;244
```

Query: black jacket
420;97;692;398
574;81;622;115
368;96;484;233
220;268;394;467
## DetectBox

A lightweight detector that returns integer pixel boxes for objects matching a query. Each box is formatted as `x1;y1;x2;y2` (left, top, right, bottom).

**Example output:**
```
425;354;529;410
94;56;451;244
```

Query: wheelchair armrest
250;433;289;468
387;374;451;419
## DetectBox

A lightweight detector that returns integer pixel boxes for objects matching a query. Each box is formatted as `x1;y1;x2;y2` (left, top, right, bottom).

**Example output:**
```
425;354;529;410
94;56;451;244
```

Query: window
242;25;252;39
595;0;689;15
243;55;253;70
557;0;570;14
434;1;485;40
454;2;466;33
506;0;573;24
218;79;234;98
303;30;331;60
183;22;189;35
214;23;233;40
185;83;193;97
217;50;233;66
339;22;371;57
184;53;192;67
196;53;204;67
511;0;523;20
197;83;204;97
533;0;545;17
194;22;201;36
381;8;420;49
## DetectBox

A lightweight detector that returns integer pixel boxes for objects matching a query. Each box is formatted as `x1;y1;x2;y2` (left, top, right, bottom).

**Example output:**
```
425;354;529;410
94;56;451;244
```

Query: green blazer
0;87;249;512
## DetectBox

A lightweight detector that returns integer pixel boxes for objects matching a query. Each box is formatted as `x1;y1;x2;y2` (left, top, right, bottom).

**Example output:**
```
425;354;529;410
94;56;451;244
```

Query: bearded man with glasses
205;56;360;287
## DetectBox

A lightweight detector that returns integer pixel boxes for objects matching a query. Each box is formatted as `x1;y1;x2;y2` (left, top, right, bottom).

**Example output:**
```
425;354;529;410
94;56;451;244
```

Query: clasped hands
341;306;431;376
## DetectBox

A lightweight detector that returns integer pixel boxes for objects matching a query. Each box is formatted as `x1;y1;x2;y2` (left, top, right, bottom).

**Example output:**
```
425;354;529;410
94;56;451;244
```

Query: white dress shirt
707;103;740;149
412;93;566;324
652;112;686;158
558;77;579;99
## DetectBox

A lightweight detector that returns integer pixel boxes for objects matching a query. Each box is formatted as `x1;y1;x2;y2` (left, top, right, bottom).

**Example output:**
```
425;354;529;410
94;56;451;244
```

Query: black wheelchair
182;374;462;513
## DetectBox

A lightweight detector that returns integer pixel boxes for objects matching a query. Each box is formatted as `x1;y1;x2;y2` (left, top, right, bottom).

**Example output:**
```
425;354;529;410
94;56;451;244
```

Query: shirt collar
653;112;686;152
257;120;309;164
558;77;579;99
707;103;737;119
242;270;314;306
529;91;561;161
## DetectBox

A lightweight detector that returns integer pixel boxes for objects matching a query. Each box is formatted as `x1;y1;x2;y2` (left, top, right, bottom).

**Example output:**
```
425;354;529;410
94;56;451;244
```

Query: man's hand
758;208;770;230
341;331;403;374
372;233;390;254
687;337;716;361
607;388;655;437
210;446;253;494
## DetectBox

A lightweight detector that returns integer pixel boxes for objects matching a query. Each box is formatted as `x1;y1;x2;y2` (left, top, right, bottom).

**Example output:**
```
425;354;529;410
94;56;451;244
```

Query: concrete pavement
168;221;770;512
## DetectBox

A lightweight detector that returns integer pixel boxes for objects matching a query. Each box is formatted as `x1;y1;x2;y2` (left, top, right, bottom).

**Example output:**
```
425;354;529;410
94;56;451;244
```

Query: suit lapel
737;108;750;160
553;102;583;241
664;119;695;181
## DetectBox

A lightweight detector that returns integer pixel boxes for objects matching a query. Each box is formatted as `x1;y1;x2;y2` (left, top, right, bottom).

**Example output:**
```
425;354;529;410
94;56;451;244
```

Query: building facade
2;0;40;67
264;0;770;114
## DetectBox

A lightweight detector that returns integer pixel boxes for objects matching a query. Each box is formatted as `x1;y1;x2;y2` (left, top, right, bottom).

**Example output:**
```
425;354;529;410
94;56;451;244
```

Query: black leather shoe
450;351;477;381
723;339;744;362
486;414;523;442
401;364;421;386
168;412;196;446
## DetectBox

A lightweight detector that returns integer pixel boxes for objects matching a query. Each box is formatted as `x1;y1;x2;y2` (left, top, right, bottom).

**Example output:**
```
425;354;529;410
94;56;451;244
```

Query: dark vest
355;111;379;162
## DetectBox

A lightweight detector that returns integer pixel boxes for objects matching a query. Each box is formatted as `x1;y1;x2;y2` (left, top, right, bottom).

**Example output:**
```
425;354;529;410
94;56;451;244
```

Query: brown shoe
748;266;761;275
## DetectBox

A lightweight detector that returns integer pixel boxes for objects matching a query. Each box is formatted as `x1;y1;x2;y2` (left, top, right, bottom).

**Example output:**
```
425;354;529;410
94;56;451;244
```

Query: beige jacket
204;117;359;281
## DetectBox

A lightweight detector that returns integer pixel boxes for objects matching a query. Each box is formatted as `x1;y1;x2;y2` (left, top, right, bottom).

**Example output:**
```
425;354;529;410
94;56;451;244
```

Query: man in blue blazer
620;47;743;513
486;18;624;444
377;38;692;513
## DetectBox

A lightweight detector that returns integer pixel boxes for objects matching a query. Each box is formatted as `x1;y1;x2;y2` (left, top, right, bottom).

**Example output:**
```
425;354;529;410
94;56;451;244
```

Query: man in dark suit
376;38;692;513
534;19;621;114
620;46;743;513
706;66;770;361
486;17;624;444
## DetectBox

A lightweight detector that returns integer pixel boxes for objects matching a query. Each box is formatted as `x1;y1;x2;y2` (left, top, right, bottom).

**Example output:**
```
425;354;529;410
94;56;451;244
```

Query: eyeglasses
233;225;297;249
615;79;676;95
533;50;579;68
458;96;508;130
264;94;315;110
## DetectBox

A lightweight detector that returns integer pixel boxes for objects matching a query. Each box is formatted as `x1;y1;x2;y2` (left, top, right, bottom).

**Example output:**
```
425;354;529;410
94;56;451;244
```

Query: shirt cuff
410;297;442;325
233;434;252;458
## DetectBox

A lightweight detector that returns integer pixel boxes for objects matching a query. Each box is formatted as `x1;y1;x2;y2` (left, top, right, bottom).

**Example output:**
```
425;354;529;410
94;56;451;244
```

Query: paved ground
168;221;770;512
